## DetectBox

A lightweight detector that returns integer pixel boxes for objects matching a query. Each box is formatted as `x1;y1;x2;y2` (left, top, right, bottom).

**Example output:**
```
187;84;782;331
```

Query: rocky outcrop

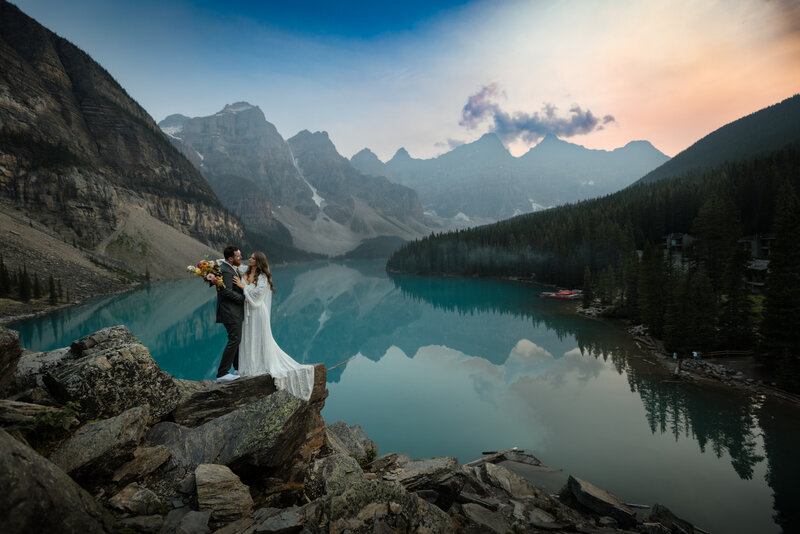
0;428;114;534
559;474;637;528
49;405;149;483
325;420;377;462
2;325;704;534
0;326;21;394
148;389;307;478
195;463;253;523
0;2;242;280
171;374;277;427
43;327;181;420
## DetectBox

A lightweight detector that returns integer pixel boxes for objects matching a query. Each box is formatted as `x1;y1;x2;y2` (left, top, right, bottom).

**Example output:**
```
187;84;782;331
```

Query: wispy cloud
460;83;616;144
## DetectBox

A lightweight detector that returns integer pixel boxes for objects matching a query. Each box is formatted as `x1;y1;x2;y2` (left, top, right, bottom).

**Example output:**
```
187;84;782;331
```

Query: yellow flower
194;268;202;275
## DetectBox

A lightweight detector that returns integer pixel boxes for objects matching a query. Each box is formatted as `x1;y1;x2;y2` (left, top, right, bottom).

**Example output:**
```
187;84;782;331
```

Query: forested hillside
387;144;800;388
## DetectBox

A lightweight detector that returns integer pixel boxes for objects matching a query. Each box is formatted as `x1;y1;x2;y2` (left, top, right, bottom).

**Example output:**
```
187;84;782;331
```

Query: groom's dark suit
216;262;245;378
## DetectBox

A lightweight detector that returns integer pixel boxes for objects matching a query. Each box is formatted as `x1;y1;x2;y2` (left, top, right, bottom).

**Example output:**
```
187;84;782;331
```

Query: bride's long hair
246;252;275;292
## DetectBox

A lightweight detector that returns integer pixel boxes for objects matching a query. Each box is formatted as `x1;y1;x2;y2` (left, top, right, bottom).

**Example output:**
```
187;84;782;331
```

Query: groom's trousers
217;322;241;377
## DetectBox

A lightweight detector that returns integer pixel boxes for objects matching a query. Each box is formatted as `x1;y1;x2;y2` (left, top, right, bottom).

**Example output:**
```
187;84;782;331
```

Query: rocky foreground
0;325;702;533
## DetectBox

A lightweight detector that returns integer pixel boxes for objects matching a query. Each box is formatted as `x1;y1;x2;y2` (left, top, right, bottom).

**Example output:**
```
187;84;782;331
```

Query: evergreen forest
387;144;800;390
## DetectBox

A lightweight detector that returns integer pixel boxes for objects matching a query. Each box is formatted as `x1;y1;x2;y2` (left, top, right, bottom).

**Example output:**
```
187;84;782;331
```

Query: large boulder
559;475;637;528
171;374;277;427
11;347;70;393
325;420;377;462
317;478;453;533
69;325;141;357
0;398;77;425
49;405;149;483
113;445;172;485
0;428;114;533
646;503;698;534
43;327;180;420
0;326;22;394
195;463;253;523
108;483;163;515
389;456;467;511
306;453;367;499
148;385;324;481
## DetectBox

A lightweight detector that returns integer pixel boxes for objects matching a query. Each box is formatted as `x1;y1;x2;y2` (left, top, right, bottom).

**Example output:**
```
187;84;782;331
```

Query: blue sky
13;0;800;160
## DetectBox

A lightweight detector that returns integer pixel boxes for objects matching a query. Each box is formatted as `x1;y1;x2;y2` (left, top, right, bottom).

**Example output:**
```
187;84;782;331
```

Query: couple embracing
215;245;314;401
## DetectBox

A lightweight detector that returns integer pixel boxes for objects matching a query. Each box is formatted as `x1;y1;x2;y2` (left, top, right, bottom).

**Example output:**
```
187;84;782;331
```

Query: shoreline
8;266;800;407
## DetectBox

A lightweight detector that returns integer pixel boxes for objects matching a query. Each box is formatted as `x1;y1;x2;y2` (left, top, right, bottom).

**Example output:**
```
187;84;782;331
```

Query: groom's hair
223;245;238;261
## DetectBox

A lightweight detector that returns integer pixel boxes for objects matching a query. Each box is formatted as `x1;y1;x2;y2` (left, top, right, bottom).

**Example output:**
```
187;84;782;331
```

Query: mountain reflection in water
10;260;799;534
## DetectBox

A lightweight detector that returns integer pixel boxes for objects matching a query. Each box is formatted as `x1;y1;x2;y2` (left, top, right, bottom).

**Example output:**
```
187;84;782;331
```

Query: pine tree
49;275;57;305
582;267;593;307
18;267;31;302
32;274;42;299
762;181;800;389
718;246;753;349
0;255;9;298
57;279;64;301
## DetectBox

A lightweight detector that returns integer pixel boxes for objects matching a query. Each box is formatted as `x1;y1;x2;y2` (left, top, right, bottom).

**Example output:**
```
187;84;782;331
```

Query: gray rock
641;522;672;534
253;507;303;533
44;334;180;421
195;463;253;523
12;347;71;392
481;462;538;499
392;456;466;511
176;510;212;534
69;325;142;357
326;420;377;461
148;389;305;476
559;475;636;528
0;398;77;425
113;445;172;484
0;326;22;394
366;452;412;476
159;507;191;534
109;483;163;515
49;405;149;482
306;453;366;499
119;515;164;533
325;479;453;533
171;374;277;427
646;503;697;534
0;428;114;533
173;378;215;404
461;503;510;533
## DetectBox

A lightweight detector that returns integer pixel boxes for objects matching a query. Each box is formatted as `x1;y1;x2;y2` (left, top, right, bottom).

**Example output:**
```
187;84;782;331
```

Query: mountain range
351;132;669;222
159;105;428;257
0;1;241;286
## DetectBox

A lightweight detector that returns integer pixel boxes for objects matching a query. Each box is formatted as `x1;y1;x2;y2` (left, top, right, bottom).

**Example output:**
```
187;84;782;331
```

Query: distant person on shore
215;245;244;382
232;251;314;401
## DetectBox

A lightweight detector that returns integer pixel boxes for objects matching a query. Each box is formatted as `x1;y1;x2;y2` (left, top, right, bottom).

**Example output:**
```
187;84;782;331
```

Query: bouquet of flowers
187;259;225;291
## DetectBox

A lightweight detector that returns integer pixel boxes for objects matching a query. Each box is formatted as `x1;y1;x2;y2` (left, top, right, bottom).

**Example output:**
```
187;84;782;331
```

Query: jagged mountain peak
219;101;257;114
352;147;381;161
390;147;412;162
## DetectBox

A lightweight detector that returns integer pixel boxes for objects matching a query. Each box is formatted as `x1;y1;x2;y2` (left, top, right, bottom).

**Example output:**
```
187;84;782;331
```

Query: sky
13;0;800;160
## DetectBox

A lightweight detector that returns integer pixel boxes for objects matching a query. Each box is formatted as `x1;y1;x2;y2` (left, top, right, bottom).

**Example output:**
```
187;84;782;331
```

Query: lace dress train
238;273;314;401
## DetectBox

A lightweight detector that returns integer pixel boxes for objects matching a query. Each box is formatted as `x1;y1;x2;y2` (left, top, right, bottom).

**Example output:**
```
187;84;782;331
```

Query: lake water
10;260;799;534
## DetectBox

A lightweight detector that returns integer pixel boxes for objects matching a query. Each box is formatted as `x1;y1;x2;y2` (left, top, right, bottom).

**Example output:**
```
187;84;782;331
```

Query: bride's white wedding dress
238;273;314;401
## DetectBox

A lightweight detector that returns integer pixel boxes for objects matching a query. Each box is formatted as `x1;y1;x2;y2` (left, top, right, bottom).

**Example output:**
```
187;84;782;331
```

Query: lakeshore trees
387;144;800;389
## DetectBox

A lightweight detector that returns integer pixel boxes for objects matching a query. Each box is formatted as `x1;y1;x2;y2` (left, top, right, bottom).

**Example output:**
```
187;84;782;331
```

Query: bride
233;252;314;401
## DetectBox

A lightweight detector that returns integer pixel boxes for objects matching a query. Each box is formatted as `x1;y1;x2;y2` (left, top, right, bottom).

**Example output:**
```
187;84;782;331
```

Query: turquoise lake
10;259;799;534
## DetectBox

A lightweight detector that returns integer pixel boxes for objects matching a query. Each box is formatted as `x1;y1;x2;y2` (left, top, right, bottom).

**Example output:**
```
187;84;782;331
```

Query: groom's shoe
231;369;239;376
216;373;239;383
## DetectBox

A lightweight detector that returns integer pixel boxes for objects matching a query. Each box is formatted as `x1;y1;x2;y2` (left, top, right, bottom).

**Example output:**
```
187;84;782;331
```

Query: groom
216;245;244;382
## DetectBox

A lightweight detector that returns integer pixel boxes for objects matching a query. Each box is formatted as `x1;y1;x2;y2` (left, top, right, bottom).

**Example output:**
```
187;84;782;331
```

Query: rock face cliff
0;1;243;280
160;104;428;257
